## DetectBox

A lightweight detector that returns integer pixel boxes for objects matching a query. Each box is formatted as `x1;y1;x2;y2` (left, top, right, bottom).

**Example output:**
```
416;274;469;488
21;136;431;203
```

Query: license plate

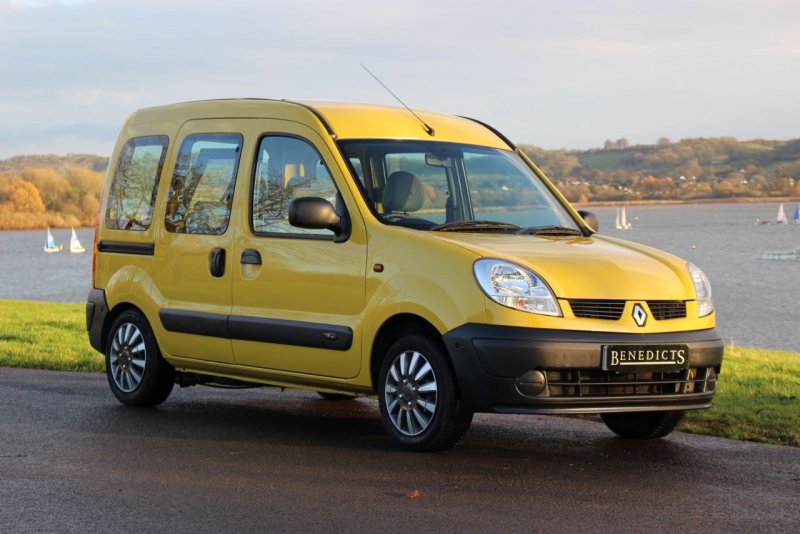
602;344;689;372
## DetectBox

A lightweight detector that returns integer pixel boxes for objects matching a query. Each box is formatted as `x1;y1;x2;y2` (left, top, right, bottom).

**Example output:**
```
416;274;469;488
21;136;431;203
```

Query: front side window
339;141;577;233
105;135;168;230
164;133;243;235
251;136;338;237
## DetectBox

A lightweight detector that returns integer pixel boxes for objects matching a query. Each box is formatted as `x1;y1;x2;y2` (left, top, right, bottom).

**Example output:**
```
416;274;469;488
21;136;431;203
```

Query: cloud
2;0;800;155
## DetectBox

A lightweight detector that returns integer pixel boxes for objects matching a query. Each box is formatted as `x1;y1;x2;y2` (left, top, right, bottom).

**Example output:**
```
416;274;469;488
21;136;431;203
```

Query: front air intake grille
647;301;687;320
568;300;625;320
545;367;715;398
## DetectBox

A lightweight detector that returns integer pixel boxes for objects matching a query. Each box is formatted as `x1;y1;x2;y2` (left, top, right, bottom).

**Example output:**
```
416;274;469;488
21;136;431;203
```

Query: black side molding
97;241;155;256
158;309;353;351
228;315;352;351
159;309;229;339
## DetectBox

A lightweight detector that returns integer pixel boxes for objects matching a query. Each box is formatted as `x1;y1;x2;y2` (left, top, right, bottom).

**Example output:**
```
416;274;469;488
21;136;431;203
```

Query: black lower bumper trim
442;324;724;413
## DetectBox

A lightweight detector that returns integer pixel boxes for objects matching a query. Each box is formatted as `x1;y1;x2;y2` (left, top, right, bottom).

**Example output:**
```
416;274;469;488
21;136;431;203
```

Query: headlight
687;262;714;317
474;259;561;316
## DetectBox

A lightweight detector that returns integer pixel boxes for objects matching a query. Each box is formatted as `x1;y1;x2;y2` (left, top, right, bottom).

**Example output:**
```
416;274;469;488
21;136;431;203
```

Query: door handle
240;249;262;265
209;248;226;277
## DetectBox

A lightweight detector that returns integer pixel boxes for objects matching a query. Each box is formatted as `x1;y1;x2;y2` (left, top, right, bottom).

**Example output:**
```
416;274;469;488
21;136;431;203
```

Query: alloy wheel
383;350;438;436
109;323;147;393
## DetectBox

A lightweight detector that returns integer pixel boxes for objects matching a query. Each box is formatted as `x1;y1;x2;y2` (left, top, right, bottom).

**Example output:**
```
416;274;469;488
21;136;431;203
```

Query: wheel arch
99;302;148;353
369;313;451;390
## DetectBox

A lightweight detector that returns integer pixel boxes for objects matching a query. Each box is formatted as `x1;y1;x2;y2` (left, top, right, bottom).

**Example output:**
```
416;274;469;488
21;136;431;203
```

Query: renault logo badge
632;303;648;327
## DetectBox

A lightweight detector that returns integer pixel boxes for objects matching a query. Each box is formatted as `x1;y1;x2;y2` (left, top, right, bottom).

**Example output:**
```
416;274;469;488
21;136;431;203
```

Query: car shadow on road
80;386;716;475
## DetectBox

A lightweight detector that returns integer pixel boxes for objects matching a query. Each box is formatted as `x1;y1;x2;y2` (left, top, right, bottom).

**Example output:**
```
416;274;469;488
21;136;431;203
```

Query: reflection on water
0;202;797;351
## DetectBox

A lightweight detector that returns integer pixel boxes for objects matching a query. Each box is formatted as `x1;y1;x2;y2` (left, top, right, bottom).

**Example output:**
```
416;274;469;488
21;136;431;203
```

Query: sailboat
44;227;63;253
776;203;787;224
793;204;799;224
615;207;632;229
70;228;85;254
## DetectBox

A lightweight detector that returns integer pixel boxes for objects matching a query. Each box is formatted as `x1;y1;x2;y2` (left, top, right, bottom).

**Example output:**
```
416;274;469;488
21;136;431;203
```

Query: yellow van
87;99;723;451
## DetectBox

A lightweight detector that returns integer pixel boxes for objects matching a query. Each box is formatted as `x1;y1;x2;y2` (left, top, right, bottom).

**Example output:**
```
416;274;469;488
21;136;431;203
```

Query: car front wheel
378;334;472;451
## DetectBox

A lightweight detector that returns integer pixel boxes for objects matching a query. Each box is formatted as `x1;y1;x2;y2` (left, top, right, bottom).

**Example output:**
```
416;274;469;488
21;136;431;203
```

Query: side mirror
578;210;599;232
289;197;350;242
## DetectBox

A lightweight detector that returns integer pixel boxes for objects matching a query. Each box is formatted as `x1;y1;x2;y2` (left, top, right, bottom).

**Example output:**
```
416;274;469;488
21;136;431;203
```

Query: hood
431;233;693;300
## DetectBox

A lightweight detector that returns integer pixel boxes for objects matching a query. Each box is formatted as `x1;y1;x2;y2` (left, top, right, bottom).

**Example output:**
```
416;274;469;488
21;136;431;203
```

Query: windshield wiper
516;225;583;236
431;220;522;232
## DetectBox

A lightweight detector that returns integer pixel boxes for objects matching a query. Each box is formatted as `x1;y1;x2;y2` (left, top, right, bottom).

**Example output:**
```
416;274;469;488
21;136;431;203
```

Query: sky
1;0;799;159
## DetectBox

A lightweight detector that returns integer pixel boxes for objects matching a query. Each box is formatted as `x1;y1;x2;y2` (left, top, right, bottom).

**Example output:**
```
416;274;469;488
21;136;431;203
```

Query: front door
230;121;366;378
151;121;245;364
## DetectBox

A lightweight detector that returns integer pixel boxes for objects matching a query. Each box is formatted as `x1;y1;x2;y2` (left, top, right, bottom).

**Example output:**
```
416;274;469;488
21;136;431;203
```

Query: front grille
569;299;625;320
568;300;688;321
647;300;687;320
545;367;715;398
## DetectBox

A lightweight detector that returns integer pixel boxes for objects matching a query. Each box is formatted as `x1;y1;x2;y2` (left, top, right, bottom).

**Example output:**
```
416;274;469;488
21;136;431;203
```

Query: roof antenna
360;63;435;136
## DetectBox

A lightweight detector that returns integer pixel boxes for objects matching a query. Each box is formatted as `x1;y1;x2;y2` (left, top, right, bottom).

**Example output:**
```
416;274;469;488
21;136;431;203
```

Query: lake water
1;202;798;351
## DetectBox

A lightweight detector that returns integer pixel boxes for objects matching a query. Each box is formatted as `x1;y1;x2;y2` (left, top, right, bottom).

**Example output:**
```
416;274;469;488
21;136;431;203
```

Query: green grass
0;300;103;372
1;300;797;446
680;346;799;446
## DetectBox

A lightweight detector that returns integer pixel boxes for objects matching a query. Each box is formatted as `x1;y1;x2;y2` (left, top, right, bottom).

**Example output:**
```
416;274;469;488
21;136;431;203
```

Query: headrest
383;171;424;212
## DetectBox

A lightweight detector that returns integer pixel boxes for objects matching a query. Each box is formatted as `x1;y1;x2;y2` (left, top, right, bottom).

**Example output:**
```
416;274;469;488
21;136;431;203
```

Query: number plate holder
602;344;689;372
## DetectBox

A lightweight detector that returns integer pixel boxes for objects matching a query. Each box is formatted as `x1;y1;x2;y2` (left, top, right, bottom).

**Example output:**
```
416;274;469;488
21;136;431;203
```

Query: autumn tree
10;180;46;213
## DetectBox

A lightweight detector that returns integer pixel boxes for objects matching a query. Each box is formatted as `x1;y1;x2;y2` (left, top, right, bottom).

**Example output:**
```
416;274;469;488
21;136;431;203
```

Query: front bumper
443;324;724;414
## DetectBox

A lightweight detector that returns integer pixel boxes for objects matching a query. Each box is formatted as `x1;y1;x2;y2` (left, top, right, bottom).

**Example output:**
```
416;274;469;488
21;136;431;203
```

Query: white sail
615;208;623;229
70;228;85;254
619;207;632;229
776;203;787;224
44;227;62;253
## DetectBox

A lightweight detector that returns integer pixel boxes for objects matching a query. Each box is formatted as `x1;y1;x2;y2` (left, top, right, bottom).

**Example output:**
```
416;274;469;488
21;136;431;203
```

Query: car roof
127;99;513;149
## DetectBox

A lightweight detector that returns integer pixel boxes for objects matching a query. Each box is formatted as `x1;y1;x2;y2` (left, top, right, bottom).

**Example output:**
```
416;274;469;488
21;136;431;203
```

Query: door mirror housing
289;197;350;242
578;210;599;232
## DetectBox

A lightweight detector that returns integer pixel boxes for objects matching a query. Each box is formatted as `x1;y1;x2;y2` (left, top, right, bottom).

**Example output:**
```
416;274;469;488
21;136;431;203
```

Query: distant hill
518;137;800;202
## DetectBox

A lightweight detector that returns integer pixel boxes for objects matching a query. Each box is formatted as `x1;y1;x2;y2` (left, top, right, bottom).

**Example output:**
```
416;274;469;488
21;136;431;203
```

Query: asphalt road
1;368;798;533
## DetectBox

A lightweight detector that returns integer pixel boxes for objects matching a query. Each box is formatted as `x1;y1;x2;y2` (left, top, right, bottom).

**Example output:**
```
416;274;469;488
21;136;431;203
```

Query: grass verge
0;300;103;372
1;300;797;446
680;345;799;446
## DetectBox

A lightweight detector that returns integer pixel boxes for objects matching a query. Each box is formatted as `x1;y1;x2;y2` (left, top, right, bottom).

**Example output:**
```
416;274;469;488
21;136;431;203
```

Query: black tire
105;309;175;407
317;392;357;401
378;334;473;451
601;410;685;439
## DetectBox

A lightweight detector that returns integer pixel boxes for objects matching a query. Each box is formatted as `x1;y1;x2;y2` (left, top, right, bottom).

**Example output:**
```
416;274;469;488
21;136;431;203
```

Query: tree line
2;137;799;230
521;137;800;203
0;154;107;230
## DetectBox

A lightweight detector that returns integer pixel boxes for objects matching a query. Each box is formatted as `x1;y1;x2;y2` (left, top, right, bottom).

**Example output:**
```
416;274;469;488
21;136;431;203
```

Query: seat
383;171;424;214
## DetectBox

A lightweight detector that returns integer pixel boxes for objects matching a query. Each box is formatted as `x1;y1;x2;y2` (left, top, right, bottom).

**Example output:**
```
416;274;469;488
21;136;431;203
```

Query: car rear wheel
601;410;685;439
106;309;175;407
378;334;473;451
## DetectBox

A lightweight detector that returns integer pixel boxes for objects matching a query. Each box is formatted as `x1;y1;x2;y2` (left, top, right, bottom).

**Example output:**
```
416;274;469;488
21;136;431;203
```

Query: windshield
338;140;579;233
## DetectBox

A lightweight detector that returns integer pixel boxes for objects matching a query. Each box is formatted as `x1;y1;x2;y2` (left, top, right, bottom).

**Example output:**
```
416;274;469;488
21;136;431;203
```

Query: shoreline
3;198;800;232
572;196;800;208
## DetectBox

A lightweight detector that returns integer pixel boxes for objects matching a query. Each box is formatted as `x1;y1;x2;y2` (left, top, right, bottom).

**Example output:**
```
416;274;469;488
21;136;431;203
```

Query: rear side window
164;133;243;235
251;136;338;236
105;135;169;230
